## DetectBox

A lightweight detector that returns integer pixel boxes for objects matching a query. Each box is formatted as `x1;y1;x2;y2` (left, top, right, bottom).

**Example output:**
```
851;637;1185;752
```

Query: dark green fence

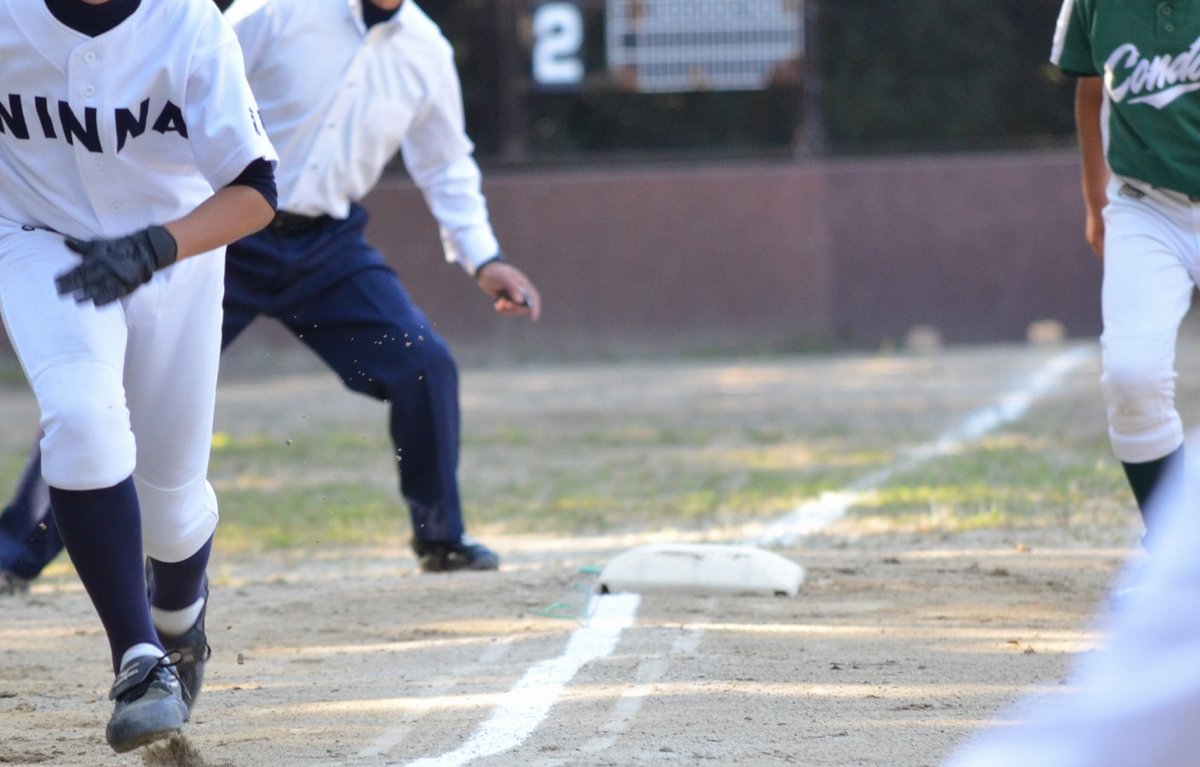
415;0;1077;164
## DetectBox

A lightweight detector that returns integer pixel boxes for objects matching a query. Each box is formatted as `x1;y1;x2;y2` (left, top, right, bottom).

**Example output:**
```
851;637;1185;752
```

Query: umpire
0;0;541;589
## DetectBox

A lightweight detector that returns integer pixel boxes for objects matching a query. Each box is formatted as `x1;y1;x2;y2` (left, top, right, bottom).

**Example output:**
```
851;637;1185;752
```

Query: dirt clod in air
142;735;219;767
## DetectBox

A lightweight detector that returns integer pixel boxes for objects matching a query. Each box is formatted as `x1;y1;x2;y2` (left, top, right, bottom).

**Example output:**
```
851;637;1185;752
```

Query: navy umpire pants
223;204;464;544
0;204;466;576
0;443;55;578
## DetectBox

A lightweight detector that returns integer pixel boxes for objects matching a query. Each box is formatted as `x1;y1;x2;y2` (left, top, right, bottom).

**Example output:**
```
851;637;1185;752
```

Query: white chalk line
751;343;1095;547
358;343;1094;766
395;592;641;767
529;600;712;767
355;637;518;760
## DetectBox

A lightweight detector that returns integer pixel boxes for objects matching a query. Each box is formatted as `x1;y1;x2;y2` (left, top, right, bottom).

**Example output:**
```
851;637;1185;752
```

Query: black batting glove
56;226;178;306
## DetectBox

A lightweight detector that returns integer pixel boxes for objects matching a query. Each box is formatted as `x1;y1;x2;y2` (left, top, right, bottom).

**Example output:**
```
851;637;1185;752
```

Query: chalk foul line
751;343;1094;546
368;343;1093;766
397;592;641;767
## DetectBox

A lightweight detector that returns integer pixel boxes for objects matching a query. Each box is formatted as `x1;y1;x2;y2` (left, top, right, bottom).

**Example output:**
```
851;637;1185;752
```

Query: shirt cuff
442;226;502;275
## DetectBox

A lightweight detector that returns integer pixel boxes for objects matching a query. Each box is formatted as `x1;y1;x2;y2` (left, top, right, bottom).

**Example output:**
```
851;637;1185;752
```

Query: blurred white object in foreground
943;431;1200;767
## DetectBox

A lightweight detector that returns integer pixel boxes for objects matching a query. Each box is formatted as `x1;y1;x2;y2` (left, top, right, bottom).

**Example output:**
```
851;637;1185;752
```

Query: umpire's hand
476;256;541;321
57;226;178;306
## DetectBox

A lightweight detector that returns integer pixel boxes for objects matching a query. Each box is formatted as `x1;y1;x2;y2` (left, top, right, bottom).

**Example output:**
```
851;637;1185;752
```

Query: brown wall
342;149;1098;360
1;150;1100;364
353;161;837;361
824;152;1099;349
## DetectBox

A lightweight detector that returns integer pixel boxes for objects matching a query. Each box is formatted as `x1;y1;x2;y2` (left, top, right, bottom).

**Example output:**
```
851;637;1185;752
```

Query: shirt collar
346;0;407;33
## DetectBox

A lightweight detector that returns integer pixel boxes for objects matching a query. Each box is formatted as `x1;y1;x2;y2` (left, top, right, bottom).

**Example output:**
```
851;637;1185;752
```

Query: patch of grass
208;431;402;550
844;435;1131;532
202;416;1133;549
214;483;402;550
0;362;29;389
457;444;891;536
462;426;538;448
0;350;1147;555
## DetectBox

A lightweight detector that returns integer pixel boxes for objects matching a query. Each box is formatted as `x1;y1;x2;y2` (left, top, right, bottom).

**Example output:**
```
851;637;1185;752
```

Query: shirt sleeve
398;45;501;276
1051;0;1097;76
227;157;278;211
186;20;278;191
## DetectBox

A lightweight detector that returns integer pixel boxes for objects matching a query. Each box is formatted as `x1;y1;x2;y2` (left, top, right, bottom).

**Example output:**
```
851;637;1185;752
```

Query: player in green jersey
1051;0;1200;535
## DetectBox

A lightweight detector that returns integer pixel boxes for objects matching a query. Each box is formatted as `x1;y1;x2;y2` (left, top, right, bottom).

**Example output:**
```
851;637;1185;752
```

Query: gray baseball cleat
105;654;188;753
156;578;211;712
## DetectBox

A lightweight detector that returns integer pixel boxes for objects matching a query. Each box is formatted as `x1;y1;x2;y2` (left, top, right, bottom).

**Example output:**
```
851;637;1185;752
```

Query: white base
597;543;804;597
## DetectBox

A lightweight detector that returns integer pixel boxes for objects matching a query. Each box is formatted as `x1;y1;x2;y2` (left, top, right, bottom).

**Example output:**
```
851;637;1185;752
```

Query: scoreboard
531;0;805;92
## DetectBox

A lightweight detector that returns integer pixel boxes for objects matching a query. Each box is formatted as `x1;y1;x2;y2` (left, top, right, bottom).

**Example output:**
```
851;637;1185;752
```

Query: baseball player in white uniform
0;0;276;753
0;0;541;595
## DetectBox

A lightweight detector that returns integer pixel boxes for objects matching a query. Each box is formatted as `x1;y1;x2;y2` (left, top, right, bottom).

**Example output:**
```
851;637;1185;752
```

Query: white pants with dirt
0;222;222;562
1099;175;1199;464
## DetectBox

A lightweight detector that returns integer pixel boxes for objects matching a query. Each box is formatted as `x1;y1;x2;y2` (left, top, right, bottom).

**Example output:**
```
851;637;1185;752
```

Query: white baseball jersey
229;0;501;274
0;0;275;561
0;0;275;239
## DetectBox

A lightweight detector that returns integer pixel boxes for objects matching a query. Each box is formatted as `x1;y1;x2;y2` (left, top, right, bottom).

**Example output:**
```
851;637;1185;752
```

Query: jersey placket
1159;0;1182;39
68;41;120;236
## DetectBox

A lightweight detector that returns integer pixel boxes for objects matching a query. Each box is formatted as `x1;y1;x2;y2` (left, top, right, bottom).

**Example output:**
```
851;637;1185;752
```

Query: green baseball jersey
1052;0;1200;195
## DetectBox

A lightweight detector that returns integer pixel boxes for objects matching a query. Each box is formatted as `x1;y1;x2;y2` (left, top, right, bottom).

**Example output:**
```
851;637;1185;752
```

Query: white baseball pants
1098;175;1199;464
0;223;222;562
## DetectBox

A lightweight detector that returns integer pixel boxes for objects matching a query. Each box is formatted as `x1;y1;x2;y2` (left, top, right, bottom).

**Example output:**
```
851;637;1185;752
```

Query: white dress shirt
230;0;500;274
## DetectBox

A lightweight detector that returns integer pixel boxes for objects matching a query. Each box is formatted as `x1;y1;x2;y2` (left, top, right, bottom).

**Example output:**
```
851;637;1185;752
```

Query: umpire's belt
267;210;330;237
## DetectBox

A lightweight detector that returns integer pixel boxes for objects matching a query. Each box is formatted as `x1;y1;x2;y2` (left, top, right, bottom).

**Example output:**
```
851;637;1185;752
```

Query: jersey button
83;51;97;63
82;85;95;97
1165;21;1176;31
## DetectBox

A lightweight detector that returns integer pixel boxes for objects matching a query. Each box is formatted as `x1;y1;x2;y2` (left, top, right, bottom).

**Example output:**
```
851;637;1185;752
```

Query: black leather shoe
411;535;499;572
0;570;30;596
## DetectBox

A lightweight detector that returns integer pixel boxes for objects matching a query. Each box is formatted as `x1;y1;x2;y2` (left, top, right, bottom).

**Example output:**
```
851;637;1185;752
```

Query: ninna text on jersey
1107;38;1200;108
0;94;186;153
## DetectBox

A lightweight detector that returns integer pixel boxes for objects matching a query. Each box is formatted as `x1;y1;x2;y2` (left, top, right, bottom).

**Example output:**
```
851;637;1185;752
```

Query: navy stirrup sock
1122;446;1185;531
149;534;211;610
49;477;160;673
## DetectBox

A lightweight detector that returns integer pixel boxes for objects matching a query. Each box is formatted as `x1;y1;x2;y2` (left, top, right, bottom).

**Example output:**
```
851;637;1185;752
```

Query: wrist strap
146;225;178;268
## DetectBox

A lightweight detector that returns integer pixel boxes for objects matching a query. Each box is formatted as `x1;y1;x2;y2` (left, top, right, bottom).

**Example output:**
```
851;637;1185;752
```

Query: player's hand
476;257;541;321
56;226;178;306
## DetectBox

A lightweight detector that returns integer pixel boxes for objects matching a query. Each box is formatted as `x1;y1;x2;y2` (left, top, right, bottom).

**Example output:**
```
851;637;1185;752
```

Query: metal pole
494;0;529;163
798;0;826;157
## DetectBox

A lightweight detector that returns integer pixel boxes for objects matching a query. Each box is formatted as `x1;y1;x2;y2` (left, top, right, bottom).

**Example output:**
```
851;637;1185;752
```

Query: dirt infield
0;338;1158;767
0;527;1128;767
